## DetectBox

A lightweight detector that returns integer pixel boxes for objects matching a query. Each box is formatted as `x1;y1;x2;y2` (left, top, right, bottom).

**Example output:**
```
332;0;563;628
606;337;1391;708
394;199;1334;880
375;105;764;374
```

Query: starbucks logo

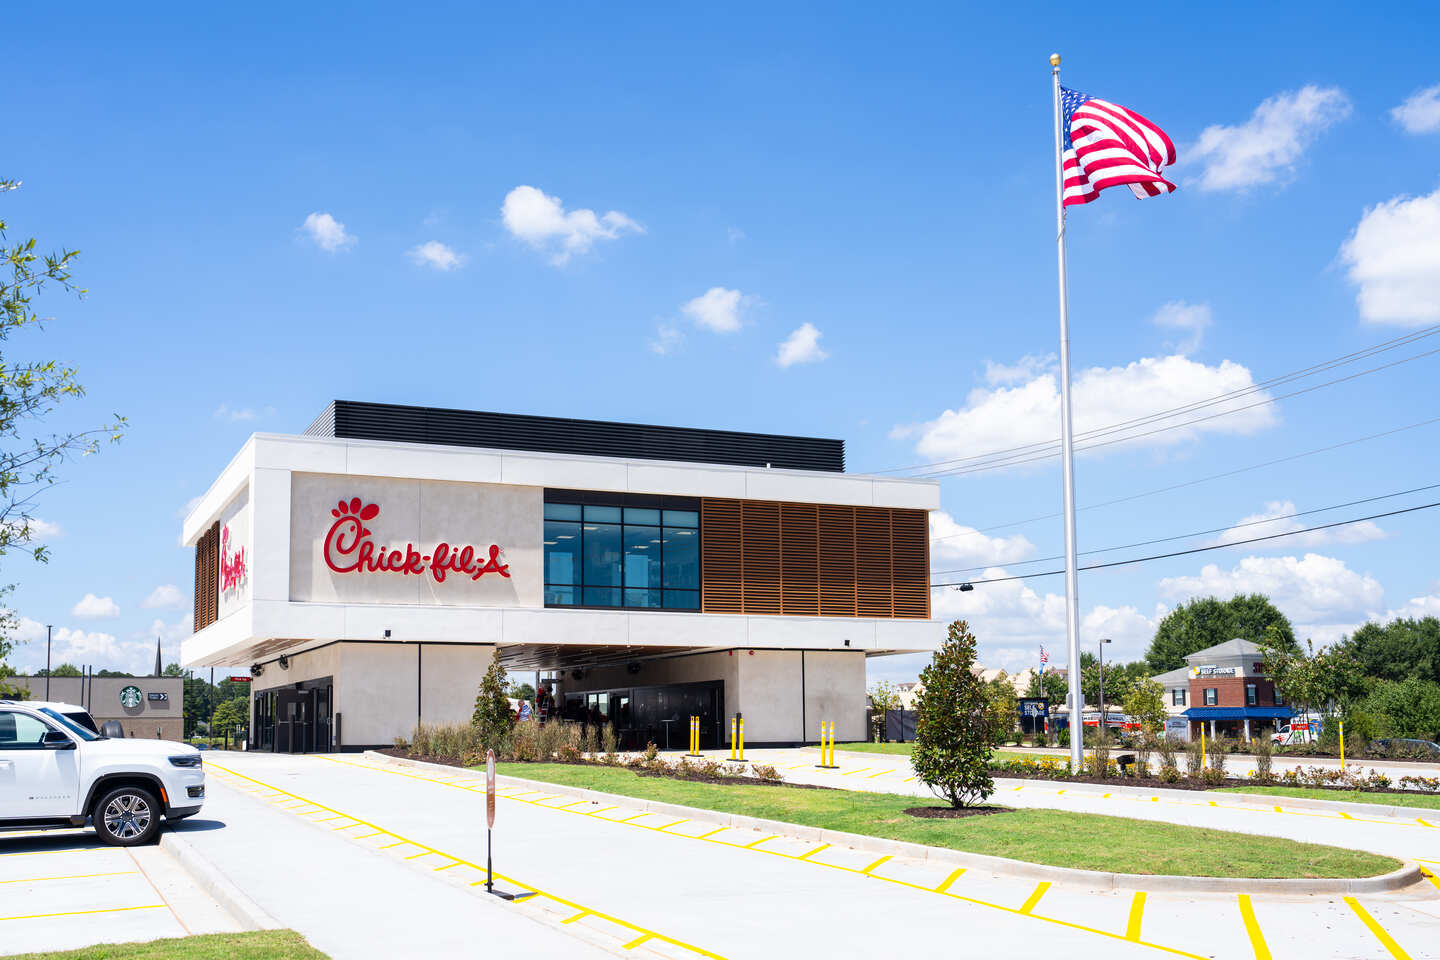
119;685;143;709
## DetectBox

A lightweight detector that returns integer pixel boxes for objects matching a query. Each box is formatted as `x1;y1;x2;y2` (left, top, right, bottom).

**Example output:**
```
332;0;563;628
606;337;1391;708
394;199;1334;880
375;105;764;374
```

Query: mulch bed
904;805;1010;819
991;766;1439;798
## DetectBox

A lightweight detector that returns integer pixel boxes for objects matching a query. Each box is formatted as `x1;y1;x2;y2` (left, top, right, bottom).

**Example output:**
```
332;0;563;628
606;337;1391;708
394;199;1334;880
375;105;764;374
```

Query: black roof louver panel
311;400;845;473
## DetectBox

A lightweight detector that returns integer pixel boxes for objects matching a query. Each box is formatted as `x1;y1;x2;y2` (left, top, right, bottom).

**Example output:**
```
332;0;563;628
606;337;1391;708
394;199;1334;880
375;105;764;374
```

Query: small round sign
119;685;143;709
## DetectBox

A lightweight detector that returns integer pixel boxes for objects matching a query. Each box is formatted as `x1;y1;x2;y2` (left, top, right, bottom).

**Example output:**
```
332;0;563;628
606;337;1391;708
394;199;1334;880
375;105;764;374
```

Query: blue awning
1182;706;1293;721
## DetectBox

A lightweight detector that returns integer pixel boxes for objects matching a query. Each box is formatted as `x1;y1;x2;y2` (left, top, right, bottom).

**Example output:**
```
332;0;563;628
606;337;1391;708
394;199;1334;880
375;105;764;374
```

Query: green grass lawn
493;762;1398;878
1217;785;1440;811
6;931;327;960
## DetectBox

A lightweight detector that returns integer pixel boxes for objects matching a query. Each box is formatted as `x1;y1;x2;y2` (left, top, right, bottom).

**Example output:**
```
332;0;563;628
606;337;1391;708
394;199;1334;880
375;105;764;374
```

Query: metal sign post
485;748;496;893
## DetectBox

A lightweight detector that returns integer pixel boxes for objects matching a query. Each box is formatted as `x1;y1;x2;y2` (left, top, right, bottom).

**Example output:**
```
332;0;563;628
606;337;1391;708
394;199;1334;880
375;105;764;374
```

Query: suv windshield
40;707;102;741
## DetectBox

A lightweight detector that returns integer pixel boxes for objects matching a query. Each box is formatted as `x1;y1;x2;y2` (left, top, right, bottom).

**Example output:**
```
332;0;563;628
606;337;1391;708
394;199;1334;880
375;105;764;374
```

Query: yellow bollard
729;716;737;760
1339;719;1346;774
818;720;838;768
1201;726;1206;770
737;718;745;761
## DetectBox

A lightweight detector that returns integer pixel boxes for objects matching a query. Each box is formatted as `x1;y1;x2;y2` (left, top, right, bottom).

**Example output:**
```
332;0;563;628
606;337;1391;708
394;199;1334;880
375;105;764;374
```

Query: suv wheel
93;785;160;846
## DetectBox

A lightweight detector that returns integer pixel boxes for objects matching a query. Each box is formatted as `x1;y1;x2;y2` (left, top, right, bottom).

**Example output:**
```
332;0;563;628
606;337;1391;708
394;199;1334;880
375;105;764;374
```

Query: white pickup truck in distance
0;701;205;846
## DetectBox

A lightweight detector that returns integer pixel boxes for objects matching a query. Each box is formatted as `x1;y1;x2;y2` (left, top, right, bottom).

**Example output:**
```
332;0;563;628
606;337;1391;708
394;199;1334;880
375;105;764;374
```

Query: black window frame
1246;683;1258;707
543;490;701;612
1172;688;1186;706
1203;687;1218;706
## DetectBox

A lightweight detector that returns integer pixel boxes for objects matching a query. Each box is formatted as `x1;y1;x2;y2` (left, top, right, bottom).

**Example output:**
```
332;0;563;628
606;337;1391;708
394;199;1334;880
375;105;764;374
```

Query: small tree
984;673;1018;745
1122;678;1167;735
472;654;511;750
911;620;994;808
211;698;247;741
867;680;901;741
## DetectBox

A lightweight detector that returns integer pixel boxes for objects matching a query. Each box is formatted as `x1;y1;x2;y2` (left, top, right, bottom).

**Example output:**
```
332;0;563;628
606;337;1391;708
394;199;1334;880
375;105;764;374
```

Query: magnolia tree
911;620;994;808
472;654;511;751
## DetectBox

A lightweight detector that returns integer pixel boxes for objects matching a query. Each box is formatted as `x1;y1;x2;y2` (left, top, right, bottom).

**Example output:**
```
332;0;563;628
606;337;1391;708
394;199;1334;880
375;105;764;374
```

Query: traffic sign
485;748;496;829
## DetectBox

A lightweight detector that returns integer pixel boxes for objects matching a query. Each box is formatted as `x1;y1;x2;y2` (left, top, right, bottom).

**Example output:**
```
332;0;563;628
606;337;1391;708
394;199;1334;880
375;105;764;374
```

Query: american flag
1061;86;1176;207
1039;646;1049;666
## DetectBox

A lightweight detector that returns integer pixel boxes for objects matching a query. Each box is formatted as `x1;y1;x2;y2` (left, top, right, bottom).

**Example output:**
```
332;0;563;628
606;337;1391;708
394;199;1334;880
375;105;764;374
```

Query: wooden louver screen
701;498;929;619
193;522;220;632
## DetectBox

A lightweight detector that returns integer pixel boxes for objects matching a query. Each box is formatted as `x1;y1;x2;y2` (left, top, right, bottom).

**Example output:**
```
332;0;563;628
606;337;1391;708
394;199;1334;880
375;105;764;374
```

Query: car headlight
169;755;203;768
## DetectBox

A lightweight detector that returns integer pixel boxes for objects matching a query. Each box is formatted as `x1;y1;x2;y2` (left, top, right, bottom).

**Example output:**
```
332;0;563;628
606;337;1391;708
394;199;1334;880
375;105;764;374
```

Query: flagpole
1051;53;1085;774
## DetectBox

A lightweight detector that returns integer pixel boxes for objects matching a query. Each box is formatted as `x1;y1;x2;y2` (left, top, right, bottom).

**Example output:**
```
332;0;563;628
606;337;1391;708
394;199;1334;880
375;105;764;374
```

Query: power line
930;499;1440;588
930;413;1440;545
930;481;1440;576
871;322;1440;476
915;344;1440;478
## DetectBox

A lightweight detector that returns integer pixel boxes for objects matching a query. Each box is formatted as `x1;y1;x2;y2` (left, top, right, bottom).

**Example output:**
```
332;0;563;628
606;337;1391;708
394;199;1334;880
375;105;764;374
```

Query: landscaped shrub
751;764;783;782
472;655;512;753
1207;740;1229;777
601;724;618;757
1400;774;1440;793
1158;764;1182;784
1156;735;1178;776
538;720;567;760
1200;767;1227;786
1251;735;1274;783
580;724;597;757
510;720;541;761
1131;735;1153;779
1086;734;1111;779
911;620;995;808
1184;740;1204;778
1058;728;1070;748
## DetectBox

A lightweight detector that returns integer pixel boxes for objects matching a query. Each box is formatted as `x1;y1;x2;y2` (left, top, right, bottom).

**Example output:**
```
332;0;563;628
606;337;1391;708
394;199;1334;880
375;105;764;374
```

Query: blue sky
4;3;1440;680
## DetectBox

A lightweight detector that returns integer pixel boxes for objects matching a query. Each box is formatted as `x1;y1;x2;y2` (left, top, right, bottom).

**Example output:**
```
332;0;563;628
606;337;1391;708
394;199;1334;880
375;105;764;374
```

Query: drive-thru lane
206;752;1440;959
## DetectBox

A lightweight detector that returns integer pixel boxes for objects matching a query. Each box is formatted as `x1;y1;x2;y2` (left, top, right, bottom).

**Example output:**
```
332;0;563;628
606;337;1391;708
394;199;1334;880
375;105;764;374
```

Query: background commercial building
1154;638;1291;741
181;401;942;752
4;675;184;741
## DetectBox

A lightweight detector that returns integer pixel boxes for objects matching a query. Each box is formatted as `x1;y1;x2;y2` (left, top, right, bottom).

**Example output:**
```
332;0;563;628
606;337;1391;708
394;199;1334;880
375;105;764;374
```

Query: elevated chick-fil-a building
181;401;941;752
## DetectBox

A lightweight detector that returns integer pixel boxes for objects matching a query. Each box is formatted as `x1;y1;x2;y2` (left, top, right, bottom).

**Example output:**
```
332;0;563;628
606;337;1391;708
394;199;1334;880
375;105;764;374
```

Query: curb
160;828;282;931
365;751;1422;895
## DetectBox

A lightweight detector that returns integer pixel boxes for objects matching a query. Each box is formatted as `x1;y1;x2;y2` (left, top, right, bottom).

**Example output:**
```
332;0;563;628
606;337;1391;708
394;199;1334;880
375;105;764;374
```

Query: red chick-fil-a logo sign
220;525;248;594
323;497;510;584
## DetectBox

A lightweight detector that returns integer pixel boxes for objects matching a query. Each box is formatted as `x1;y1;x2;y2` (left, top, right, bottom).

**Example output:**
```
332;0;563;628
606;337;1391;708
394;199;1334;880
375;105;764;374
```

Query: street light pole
1097;637;1112;740
45;625;52;700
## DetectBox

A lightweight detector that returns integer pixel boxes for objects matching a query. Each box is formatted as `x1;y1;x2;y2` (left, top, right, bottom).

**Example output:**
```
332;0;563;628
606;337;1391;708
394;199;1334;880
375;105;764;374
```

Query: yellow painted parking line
1018;881;1050;915
353;831;385;840
623;933;654;950
934;867;966;893
619;812;650;823
656;819;689;832
316;755;1211;959
1238;894;1272;960
1;904;166;923
743;835;778;849
1126;892;1147;941
1339;811;1355;820
0;847;103;859
404;851;437;860
380;841;407;849
902;776;917;783
865;769;895;779
556;799;591;809
209;761;725;960
1273;806;1283;813
587;806;619;816
434;862;461;872
840;767;872;776
332;822;363;831
1344;897;1411;959
797;844;831;861
1419;866;1440;893
860;855;891;875
1102;793;1111;798
1418;819;1434;827
0;870;138;885
563;909;590;924
316;815;346;822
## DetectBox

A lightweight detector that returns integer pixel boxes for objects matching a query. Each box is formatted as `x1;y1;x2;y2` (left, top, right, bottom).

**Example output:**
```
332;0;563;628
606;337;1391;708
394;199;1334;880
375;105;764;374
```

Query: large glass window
545;497;700;609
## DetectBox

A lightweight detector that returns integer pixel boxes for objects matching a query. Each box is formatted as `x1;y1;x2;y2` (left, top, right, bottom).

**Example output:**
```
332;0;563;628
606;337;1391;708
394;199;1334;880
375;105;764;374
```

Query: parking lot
6;749;1438;960
0;827;240;956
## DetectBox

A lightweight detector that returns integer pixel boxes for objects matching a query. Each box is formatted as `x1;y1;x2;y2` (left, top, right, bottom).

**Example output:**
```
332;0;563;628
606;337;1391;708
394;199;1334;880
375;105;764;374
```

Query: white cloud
1188;86;1350;191
1150;301;1212;354
1339;187;1440;326
24;518;61;541
904;354;1276;466
1376;592;1440;622
1391;85;1440;134
984;354;1054;386
928;573;1159;671
71;593;120;619
649;322;683;355
929;512;1035;568
149;616;193;646
143;584;186;610
299;212;355;252
775;323;829;368
4;616;190;676
1216;500;1385;549
1157;553;1382;624
682;287;749;333
500;185;641;265
408;241;466;271
212;404;274;422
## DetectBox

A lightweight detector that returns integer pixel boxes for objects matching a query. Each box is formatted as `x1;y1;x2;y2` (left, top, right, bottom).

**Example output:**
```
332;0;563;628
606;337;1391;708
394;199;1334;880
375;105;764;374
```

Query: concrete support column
1243;717;1251;741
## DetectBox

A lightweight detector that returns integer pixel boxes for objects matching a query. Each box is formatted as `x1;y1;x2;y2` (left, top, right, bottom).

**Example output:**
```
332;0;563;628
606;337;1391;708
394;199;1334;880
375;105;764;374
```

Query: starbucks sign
119;685;143;709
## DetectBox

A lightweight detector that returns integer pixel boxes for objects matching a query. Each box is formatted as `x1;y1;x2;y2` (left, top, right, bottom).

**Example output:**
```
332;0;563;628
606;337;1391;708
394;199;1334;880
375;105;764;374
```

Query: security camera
278;655;290;670
250;663;264;677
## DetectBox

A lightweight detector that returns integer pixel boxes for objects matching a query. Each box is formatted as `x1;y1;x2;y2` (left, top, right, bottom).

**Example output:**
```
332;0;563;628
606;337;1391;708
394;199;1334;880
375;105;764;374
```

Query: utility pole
45;625;52;699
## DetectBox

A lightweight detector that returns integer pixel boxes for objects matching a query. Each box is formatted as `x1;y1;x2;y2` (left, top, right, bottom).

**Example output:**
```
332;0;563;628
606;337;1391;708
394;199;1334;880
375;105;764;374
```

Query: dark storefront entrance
563;680;723;751
253;677;334;753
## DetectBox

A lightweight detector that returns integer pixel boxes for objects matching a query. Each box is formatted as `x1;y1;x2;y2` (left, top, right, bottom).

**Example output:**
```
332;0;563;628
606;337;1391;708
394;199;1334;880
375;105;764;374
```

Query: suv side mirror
42;729;76;750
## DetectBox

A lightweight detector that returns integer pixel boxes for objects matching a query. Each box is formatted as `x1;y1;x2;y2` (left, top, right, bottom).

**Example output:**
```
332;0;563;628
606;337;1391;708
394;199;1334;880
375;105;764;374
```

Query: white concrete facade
182;430;942;747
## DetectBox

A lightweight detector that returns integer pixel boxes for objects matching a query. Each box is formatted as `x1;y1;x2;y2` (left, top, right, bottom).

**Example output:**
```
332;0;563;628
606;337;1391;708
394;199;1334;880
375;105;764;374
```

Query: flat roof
307;400;846;472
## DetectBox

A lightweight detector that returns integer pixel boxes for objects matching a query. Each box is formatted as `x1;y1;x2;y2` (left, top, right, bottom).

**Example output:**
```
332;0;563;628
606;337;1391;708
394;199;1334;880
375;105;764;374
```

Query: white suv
0;702;205;846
